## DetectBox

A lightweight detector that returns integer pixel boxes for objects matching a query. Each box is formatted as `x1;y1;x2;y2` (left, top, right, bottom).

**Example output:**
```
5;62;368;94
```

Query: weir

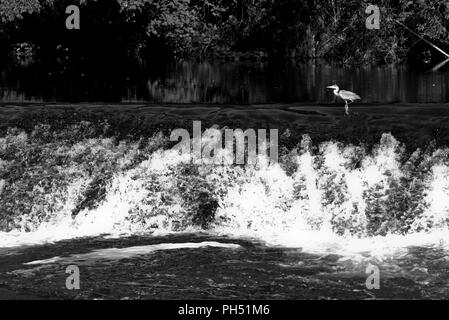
1;123;449;250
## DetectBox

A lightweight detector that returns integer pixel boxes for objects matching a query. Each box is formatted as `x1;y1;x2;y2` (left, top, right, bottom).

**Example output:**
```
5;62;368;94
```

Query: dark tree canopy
0;0;448;64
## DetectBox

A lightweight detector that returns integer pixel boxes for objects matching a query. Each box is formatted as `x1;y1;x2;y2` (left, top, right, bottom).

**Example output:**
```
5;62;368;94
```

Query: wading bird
327;85;361;115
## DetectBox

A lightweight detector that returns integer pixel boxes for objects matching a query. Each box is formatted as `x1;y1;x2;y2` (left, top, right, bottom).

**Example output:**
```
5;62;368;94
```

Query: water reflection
1;60;448;104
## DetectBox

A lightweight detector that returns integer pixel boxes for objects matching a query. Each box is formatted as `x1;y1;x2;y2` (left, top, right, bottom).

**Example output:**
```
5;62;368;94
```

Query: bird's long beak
326;86;334;89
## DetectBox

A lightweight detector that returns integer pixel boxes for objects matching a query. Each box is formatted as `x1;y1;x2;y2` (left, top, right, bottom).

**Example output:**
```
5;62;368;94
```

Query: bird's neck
333;88;339;96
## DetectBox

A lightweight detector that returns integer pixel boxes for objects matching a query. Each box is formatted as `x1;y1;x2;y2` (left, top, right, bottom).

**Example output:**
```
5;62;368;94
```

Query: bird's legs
344;101;349;115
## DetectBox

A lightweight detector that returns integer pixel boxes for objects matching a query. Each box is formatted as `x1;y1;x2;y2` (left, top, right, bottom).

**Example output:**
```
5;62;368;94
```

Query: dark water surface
1;60;449;104
0;234;448;300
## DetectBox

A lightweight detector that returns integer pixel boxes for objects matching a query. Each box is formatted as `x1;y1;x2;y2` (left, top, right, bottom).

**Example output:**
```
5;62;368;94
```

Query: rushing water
0;119;449;299
1;60;449;103
1;56;449;298
1;121;449;248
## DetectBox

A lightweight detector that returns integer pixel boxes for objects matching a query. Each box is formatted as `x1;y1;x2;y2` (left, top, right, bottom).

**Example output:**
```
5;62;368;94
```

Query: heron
327;85;361;115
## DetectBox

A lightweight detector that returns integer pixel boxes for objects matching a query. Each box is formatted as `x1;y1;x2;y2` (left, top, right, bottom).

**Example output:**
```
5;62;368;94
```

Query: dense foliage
0;0;448;63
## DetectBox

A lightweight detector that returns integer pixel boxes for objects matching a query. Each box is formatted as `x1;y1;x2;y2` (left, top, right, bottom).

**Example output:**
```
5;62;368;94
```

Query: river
0;59;449;299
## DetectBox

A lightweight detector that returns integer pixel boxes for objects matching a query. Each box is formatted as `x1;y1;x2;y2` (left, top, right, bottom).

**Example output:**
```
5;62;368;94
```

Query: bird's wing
339;90;361;100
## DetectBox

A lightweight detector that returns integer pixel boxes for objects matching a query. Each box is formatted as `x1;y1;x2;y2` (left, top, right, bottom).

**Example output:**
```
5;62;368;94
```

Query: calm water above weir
1;60;449;104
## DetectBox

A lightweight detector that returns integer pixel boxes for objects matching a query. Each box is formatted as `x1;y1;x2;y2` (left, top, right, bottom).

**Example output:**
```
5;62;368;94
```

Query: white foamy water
23;241;241;265
1;125;449;260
